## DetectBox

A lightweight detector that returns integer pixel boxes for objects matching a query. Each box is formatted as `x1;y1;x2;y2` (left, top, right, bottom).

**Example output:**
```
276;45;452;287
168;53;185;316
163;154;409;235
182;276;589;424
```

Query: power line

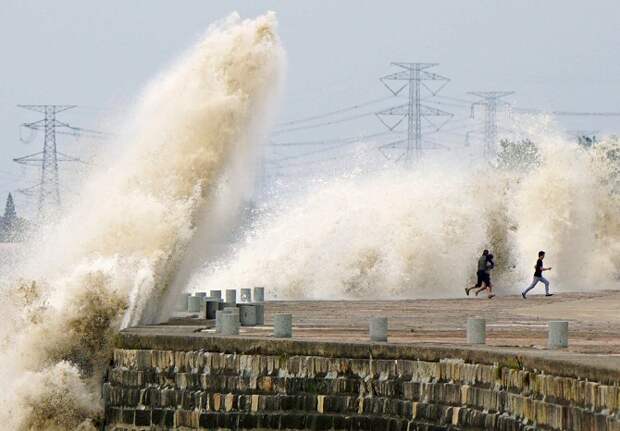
429;120;479;136
376;63;453;165
268;141;362;163
275;96;396;127
267;145;378;170
551;111;620;116
266;154;345;169
435;94;478;105
268;131;402;163
269;130;401;147
426;99;470;109
513;107;620;116
271;111;377;135
468;91;514;159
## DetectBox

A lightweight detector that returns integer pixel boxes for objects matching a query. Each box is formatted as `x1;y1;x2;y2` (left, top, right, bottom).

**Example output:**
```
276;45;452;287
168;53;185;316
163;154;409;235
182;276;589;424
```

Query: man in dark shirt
465;250;488;296
473;253;496;299
521;250;552;298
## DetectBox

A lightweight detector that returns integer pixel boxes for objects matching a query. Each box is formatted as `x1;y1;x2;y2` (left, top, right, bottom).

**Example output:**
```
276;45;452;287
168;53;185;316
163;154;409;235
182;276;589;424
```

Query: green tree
0;193;30;242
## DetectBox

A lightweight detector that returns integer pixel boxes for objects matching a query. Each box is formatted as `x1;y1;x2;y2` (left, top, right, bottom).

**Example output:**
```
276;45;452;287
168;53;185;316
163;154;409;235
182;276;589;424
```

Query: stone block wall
104;345;620;430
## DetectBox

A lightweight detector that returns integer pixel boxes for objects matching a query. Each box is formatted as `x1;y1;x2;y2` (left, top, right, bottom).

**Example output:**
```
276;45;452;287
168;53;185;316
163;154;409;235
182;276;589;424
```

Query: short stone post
224;306;239;316
209;290;222;300
225;289;237;305
239;304;257;326
369;317;388;342
204;297;220;320
253;287;265;302
225;307;240;333
175;293;190;312
187;296;203;313
467;318;486;344
548;321;568;349
254;303;265;325
273;313;293;338
215;310;224;333
240;288;252;303
216;307;239;334
220;312;239;336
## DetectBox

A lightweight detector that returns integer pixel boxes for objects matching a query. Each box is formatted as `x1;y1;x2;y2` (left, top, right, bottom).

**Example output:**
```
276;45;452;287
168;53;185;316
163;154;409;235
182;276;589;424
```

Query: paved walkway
163;290;620;355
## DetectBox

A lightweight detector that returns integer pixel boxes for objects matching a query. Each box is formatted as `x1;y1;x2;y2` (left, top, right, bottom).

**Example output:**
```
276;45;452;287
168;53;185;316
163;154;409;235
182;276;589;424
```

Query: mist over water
0;12;283;430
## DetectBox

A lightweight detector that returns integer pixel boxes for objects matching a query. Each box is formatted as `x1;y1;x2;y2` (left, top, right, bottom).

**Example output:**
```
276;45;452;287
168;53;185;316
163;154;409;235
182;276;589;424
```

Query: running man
474;253;495;299
522;250;553;298
465;250;489;296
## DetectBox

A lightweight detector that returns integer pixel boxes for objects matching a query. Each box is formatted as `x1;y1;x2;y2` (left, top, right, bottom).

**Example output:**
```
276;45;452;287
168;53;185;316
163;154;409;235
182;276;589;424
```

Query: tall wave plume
0;12;283;430
191;125;620;299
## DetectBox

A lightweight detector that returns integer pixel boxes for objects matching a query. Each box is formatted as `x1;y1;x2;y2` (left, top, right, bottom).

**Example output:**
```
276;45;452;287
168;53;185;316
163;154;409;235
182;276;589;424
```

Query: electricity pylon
14;105;85;219
468;91;514;159
376;63;453;166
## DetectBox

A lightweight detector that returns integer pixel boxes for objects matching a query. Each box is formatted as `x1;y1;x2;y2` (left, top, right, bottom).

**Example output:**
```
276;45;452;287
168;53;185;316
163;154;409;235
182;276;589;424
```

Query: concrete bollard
216;307;240;334
273;313;293;338
224;307;240;332
253;287;265;302
548;321;568;349
204;297;220;320
175;293;190;312
222;302;236;311
223;306;239;315
187;296;203;313
220;312;239;336
215;310;224;333
467;318;486;344
254;303;265;325
238;304;257;326
369;317;388;342
225;289;237;304
240;288;252;303
209;290;222;300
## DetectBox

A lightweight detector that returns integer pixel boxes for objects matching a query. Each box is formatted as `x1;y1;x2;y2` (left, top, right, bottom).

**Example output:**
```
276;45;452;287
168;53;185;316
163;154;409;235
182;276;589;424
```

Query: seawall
104;328;620;430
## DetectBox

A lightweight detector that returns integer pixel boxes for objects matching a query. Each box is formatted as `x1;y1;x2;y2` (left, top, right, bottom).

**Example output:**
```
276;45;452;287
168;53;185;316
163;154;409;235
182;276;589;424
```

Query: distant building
0;193;29;242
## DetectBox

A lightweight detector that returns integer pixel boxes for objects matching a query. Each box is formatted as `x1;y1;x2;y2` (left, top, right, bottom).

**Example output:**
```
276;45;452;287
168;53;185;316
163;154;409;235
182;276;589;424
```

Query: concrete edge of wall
116;329;620;385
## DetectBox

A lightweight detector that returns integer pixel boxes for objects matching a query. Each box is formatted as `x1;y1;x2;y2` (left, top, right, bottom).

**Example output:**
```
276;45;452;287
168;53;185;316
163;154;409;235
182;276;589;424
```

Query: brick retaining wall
104;332;620;430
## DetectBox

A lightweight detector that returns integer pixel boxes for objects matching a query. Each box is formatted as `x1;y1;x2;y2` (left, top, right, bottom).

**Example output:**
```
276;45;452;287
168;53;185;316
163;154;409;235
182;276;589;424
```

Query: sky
1;0;620;217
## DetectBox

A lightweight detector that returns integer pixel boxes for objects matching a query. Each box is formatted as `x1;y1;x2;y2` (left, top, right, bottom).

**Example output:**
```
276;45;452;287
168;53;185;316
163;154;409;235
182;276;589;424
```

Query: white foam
0;12;283;429
191;125;620;299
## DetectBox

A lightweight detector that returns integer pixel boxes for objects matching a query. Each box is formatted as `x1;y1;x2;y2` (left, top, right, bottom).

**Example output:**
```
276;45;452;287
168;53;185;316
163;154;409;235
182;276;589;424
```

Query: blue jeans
523;276;550;295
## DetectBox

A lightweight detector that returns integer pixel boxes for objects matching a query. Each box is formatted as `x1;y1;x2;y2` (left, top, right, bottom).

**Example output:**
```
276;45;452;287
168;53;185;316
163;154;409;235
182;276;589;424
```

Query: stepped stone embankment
105;330;620;430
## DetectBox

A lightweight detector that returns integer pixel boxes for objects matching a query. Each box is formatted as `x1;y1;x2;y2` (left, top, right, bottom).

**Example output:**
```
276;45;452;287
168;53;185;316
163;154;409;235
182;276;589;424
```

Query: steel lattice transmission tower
14;104;85;218
468;91;514;159
376;63;453;165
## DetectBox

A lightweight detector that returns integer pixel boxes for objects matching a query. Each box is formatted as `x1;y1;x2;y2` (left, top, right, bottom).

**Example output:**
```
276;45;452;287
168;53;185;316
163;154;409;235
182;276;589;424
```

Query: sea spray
0;12;283;430
192;165;488;299
191;132;620;299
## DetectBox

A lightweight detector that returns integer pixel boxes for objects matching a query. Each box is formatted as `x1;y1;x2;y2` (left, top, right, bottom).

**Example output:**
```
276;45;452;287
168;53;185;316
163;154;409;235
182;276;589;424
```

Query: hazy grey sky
1;1;619;216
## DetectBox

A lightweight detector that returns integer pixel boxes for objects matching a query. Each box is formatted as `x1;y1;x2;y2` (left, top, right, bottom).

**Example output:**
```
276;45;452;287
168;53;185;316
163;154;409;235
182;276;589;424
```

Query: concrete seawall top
117;326;620;385
119;291;620;384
